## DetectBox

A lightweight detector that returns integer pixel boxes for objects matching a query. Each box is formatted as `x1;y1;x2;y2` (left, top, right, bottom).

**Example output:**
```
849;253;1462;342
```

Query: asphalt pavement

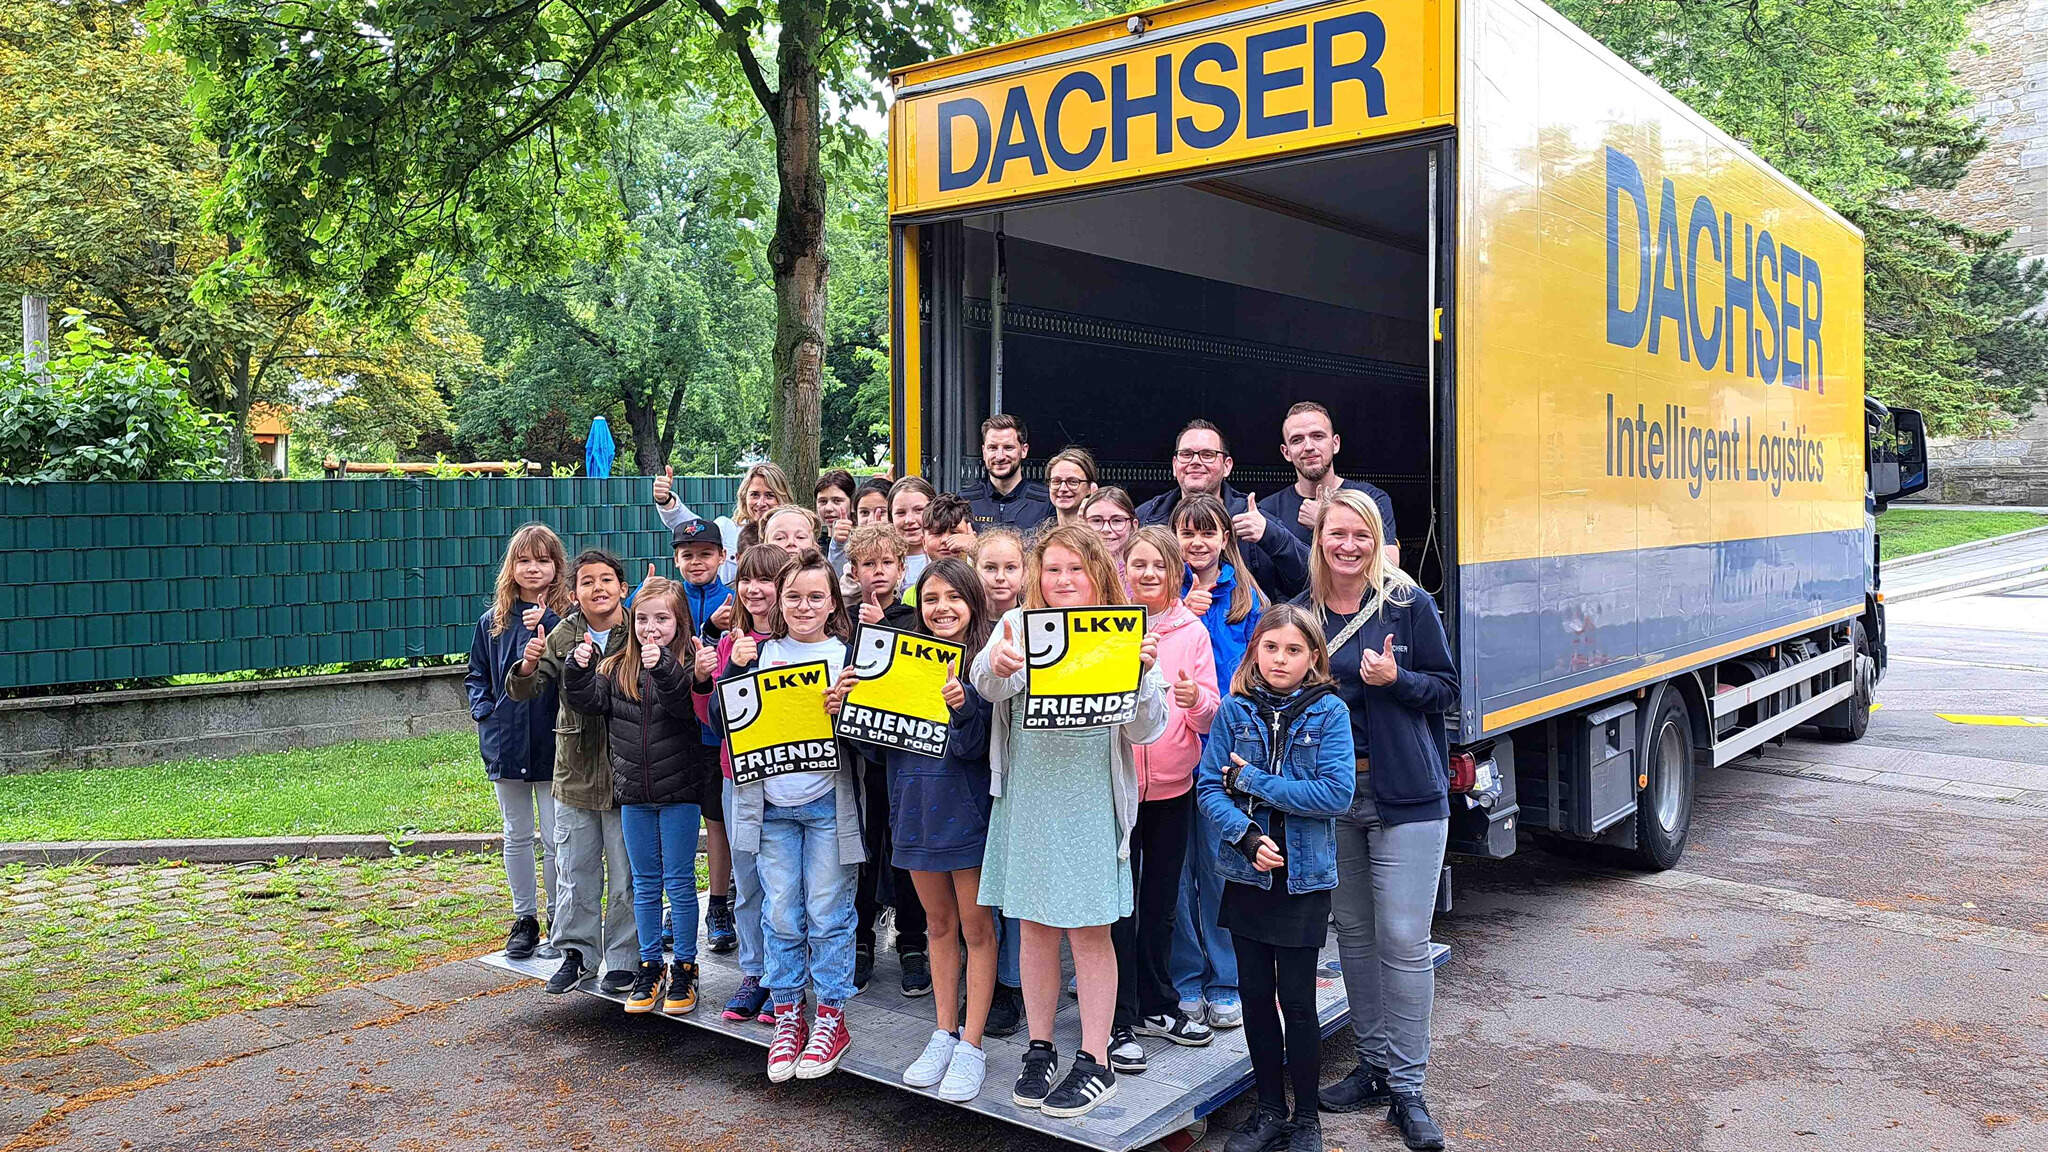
9;587;2046;1152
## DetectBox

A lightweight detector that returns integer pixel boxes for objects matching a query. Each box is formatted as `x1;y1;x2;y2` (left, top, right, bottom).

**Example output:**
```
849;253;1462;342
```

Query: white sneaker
1179;997;1207;1023
1206;996;1243;1028
936;1041;987;1102
904;1028;957;1088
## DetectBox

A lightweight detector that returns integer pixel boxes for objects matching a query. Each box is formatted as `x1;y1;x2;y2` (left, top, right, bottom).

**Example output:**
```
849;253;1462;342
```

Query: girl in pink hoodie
1108;527;1222;1068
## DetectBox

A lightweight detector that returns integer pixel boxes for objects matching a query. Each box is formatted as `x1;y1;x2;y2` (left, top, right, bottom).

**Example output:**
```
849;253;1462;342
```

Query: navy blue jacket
961;477;1054;532
1136;481;1308;601
1196;690;1355;894
1291;587;1459;825
1259;479;1398;547
464;603;562;782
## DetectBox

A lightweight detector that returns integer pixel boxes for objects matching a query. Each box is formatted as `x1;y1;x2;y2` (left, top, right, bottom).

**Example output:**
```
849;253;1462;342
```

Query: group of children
462;439;1435;1152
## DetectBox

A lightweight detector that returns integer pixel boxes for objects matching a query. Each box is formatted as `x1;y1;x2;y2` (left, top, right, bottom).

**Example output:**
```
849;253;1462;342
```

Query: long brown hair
1025;525;1129;609
1125;526;1185;612
771;548;853;641
600;576;697;701
731;544;795;635
732;462;794;527
1171;494;1266;624
1231;604;1335;696
490;523;572;636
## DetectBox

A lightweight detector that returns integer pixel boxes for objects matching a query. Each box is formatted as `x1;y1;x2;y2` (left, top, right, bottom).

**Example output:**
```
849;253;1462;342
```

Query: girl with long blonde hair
465;522;573;964
971;525;1168;1119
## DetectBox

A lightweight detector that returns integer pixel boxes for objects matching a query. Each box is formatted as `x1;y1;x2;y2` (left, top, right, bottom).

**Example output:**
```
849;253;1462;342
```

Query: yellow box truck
885;0;1928;869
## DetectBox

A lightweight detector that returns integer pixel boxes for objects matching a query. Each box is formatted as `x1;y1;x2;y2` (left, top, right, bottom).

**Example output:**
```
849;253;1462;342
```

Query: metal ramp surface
479;895;1353;1152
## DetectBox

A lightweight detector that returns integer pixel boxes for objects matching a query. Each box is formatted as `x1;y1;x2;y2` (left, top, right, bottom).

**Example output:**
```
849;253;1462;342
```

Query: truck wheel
1815;622;1872;742
1630;686;1694;871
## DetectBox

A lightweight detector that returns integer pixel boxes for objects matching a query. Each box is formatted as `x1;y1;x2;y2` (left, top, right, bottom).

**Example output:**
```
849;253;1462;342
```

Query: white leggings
494;780;558;921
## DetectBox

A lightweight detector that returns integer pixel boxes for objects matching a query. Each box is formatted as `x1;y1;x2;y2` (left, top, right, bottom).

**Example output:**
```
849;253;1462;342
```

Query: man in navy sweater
1135;419;1309;600
1257;401;1401;568
958;413;1054;532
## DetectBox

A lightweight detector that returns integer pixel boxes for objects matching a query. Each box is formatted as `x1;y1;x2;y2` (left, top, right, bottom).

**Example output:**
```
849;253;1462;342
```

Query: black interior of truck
923;143;1442;583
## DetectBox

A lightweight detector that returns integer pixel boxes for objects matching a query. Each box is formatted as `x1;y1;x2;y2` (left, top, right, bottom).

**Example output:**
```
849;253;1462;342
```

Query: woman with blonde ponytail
1292;489;1458;1150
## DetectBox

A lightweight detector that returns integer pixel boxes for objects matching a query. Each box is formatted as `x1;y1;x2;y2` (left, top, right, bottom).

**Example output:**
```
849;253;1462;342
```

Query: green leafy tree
1551;0;2044;435
152;0;1144;490
0;315;227;481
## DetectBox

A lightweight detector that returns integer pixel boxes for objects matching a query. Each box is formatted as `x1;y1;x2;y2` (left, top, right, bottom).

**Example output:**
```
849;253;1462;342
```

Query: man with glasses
1259;402;1401;566
1136;419;1308;599
961;413;1054;532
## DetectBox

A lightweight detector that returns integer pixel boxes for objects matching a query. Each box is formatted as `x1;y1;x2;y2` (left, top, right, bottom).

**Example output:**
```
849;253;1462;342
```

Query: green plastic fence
0;475;743;690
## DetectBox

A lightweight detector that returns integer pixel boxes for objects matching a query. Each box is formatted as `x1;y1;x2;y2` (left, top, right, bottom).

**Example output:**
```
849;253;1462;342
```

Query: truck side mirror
1892;408;1928;501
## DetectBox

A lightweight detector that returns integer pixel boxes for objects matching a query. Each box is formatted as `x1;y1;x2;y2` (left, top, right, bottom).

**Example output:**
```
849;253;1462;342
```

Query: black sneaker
506;915;541;961
1225;1105;1292;1152
985;983;1023;1038
854;945;875;992
1135;1010;1213;1047
1041;1052;1117;1119
1319;1062;1393;1113
705;895;737;954
1012;1040;1058;1109
623;960;664;1013
543;949;588;995
900;951;932;997
1388;1093;1445;1151
1288;1116;1323;1152
599;967;636;995
1107;1025;1146;1073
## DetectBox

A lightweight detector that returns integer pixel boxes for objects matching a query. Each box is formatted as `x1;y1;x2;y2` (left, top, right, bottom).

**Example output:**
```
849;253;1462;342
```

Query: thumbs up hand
1172;667;1198;709
1183;582;1213;618
653;465;675;506
730;634;758;668
693;641;720;683
710;599;734;631
1138;630;1160;674
1231;492;1267;544
941;657;966;711
519;631;547;673
832;516;853;544
570;631;599;669
989;618;1024;678
1298;492;1324;529
639;638;663;669
521;603;546;633
1360;632;1399;687
825;666;859;716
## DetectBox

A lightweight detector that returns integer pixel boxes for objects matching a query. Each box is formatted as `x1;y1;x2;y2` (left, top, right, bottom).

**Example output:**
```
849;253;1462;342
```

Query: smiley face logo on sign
1022;606;1145;730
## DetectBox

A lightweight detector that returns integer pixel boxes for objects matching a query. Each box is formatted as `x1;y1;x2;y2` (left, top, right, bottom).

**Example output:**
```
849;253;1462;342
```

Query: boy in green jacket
507;549;635;994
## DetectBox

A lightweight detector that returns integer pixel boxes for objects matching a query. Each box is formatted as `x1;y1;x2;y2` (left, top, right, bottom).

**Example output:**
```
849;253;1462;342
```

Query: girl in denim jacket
1195;604;1356;1152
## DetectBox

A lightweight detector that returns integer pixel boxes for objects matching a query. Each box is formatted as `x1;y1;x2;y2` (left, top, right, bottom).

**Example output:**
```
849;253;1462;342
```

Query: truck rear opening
919;140;1447;585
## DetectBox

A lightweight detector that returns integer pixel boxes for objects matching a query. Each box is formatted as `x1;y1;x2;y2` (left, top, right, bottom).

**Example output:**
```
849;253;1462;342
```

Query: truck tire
1630;685;1694;871
1814;622;1872;742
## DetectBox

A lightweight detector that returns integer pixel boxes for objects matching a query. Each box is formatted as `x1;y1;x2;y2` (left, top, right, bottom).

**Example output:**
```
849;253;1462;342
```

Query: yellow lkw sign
890;0;1453;215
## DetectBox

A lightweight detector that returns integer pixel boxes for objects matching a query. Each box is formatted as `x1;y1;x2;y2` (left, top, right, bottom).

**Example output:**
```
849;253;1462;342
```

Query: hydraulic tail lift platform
480;900;1360;1152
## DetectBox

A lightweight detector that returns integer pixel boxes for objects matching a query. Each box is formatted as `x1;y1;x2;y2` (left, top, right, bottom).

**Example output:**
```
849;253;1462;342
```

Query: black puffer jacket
563;648;719;809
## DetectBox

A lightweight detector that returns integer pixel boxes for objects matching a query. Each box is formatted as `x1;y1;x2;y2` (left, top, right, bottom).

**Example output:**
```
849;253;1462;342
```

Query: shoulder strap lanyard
1322;605;1377;655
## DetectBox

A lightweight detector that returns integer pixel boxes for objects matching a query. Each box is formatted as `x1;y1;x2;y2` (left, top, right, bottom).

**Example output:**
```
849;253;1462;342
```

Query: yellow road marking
1936;713;2048;727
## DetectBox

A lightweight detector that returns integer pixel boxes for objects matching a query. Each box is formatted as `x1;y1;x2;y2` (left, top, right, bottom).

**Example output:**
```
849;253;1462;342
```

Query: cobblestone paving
0;853;510;1061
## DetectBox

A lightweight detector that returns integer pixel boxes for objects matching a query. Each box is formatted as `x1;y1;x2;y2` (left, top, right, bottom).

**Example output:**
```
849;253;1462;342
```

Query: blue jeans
722;777;766;978
994;913;1021;987
758;792;858;1007
1170;808;1238;1005
621;803;702;965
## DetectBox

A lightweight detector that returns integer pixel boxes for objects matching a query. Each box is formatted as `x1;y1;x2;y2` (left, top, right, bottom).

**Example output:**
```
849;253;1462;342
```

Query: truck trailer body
885;0;1927;867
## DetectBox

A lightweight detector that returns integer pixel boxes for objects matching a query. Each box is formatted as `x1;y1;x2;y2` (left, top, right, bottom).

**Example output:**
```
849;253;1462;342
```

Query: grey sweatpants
1331;775;1448;1094
493;780;557;922
552;803;637;975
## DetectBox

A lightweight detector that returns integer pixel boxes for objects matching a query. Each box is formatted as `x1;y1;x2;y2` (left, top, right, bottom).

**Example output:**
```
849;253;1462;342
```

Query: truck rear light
1449;751;1477;792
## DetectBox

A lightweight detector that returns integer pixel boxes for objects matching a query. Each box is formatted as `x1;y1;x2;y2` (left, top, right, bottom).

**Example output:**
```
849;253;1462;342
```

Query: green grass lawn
1878;509;2048;562
0;731;496;842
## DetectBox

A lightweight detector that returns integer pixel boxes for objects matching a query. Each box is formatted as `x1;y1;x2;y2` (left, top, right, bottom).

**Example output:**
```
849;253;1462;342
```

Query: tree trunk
621;383;666;475
225;349;253;479
766;0;828;494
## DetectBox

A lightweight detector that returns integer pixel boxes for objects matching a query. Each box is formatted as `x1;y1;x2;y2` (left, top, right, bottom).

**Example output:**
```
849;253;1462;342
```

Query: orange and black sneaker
662;962;699;1016
623;960;664;1013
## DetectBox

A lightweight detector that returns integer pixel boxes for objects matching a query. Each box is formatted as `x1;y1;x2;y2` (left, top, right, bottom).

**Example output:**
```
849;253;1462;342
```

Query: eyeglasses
1173;449;1225;464
781;592;831;607
1047;477;1088;489
1085;516;1133;531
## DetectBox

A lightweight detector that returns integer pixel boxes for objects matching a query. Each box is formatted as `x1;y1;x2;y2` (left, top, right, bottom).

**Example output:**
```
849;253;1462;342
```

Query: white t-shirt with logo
756;636;848;808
